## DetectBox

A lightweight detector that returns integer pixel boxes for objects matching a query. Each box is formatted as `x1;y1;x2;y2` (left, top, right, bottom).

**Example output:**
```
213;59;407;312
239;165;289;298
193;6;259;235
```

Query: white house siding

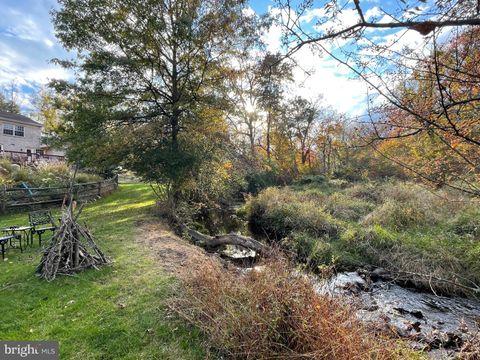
0;120;42;152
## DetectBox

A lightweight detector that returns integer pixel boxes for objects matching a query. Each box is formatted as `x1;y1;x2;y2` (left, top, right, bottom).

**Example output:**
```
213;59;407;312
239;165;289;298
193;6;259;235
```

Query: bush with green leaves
247;187;340;240
323;192;374;221
245;168;282;194
361;182;445;230
0;159;102;187
448;204;480;238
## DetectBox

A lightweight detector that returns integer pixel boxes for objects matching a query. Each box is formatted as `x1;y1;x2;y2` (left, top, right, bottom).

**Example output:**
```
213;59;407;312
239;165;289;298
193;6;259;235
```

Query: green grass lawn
0;184;205;359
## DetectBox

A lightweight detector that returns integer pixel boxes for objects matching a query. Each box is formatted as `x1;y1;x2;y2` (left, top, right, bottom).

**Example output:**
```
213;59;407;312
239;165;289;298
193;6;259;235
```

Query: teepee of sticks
37;174;109;281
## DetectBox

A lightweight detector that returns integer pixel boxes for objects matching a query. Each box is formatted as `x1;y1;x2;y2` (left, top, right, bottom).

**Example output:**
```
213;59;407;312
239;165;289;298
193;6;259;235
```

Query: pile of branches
37;200;109;281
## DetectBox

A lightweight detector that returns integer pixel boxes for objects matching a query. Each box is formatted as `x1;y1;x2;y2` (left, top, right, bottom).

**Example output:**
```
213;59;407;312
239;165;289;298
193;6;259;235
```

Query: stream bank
188;204;480;358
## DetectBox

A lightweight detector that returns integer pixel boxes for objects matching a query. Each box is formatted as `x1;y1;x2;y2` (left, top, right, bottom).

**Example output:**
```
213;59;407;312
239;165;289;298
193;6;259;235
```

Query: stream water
315;271;480;357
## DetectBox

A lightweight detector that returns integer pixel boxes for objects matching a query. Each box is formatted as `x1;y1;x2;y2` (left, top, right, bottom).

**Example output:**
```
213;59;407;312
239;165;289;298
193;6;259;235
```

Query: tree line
18;0;478;208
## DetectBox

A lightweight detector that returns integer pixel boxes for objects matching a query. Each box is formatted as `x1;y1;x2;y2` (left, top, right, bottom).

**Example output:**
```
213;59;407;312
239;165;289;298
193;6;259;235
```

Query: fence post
98;181;102;196
114;174;119;190
0;185;6;214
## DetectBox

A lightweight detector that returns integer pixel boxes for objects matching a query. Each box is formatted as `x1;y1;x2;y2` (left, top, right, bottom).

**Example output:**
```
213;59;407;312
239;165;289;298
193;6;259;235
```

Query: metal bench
29;210;57;246
0;233;21;260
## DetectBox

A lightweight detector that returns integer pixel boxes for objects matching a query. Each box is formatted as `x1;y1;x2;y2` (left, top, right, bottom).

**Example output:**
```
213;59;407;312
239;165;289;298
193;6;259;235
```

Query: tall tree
256;53;293;159
288;96;320;166
52;0;254;204
0;89;20;114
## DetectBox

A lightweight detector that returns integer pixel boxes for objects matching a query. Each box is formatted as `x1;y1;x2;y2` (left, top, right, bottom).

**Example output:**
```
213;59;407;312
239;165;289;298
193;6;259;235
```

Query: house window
3;124;13;136
15;125;24;137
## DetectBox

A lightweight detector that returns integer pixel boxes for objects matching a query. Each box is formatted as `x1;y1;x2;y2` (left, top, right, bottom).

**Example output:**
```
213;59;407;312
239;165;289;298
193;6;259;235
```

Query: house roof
0;110;42;127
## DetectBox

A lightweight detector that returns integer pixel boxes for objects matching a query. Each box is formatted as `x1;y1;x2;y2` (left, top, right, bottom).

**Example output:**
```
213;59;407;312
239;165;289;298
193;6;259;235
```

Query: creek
197;204;480;357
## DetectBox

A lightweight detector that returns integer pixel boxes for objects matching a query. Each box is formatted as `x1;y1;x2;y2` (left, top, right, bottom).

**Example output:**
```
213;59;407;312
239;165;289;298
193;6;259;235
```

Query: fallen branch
176;218;269;256
390;269;480;295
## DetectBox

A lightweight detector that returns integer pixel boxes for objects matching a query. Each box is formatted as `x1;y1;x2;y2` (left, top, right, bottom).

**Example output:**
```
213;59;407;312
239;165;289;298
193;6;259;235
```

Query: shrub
324;192;374;221
287;232;335;270
245;169;281;194
466;243;480;276
327;178;349;188
247;187;339;240
342;181;383;203
293;174;327;186
362;199;429;230
75;172;103;184
378;182;444;220
0;160;103;187
172;259;403;359
31;163;71;187
0;158;15;175
448;204;480;238
336;225;398;266
12;167;32;184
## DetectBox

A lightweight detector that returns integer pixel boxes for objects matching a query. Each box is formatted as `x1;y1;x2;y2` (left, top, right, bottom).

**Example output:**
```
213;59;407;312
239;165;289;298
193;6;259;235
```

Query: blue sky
0;0;427;115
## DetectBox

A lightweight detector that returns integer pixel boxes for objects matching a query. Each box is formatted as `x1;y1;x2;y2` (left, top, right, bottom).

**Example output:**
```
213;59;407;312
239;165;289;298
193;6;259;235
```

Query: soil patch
135;220;221;278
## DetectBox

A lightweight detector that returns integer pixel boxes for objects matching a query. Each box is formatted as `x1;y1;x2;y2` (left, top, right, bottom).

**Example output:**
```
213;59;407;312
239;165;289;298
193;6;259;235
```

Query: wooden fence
0;175;119;213
0;150;65;164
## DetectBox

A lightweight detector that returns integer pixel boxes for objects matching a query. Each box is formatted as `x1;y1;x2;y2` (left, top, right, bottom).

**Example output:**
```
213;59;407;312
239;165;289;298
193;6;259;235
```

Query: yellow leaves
222;161;233;172
195;107;228;134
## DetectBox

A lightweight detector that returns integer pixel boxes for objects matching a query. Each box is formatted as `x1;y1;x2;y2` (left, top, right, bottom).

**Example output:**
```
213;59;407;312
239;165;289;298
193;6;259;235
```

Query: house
0;110;65;163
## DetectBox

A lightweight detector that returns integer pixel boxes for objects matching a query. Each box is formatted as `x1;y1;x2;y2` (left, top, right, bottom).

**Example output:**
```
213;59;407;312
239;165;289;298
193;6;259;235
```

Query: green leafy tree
0;92;20;114
32;88;62;132
51;0;254;205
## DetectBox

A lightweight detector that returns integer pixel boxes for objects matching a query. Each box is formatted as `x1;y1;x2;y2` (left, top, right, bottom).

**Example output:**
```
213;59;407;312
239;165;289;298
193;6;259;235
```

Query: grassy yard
0;184;205;359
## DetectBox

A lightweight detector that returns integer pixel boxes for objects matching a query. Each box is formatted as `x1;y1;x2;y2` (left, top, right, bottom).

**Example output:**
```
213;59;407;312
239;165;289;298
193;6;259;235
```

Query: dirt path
135;220;220;277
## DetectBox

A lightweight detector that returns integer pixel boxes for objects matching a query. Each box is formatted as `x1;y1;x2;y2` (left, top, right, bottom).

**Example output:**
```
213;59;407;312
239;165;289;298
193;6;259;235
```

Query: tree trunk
177;221;269;256
266;111;271;159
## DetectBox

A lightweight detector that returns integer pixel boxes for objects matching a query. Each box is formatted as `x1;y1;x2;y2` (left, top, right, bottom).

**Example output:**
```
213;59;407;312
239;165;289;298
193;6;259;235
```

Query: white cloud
258;2;439;116
44;38;55;48
242;6;255;18
365;7;382;20
299;8;327;24
289;46;368;115
261;22;283;53
260;6;368;115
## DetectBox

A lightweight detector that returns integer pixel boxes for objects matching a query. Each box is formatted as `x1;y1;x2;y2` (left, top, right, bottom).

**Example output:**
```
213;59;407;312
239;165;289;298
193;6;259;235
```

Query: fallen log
177;220;269;256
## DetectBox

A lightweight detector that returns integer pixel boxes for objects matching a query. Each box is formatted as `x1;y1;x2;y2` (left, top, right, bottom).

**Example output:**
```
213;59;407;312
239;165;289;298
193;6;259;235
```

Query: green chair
29;210;57;246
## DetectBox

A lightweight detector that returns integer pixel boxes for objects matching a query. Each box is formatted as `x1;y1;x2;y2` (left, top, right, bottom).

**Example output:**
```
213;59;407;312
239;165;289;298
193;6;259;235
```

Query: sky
0;0;70;110
0;0;427;115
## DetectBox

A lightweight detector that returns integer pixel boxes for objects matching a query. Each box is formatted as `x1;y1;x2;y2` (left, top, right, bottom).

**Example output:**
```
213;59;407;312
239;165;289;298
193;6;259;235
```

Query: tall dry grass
172;259;412;359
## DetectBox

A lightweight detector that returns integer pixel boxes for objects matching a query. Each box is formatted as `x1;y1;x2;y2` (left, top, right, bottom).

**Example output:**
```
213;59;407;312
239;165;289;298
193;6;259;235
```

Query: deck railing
0;175;119;213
